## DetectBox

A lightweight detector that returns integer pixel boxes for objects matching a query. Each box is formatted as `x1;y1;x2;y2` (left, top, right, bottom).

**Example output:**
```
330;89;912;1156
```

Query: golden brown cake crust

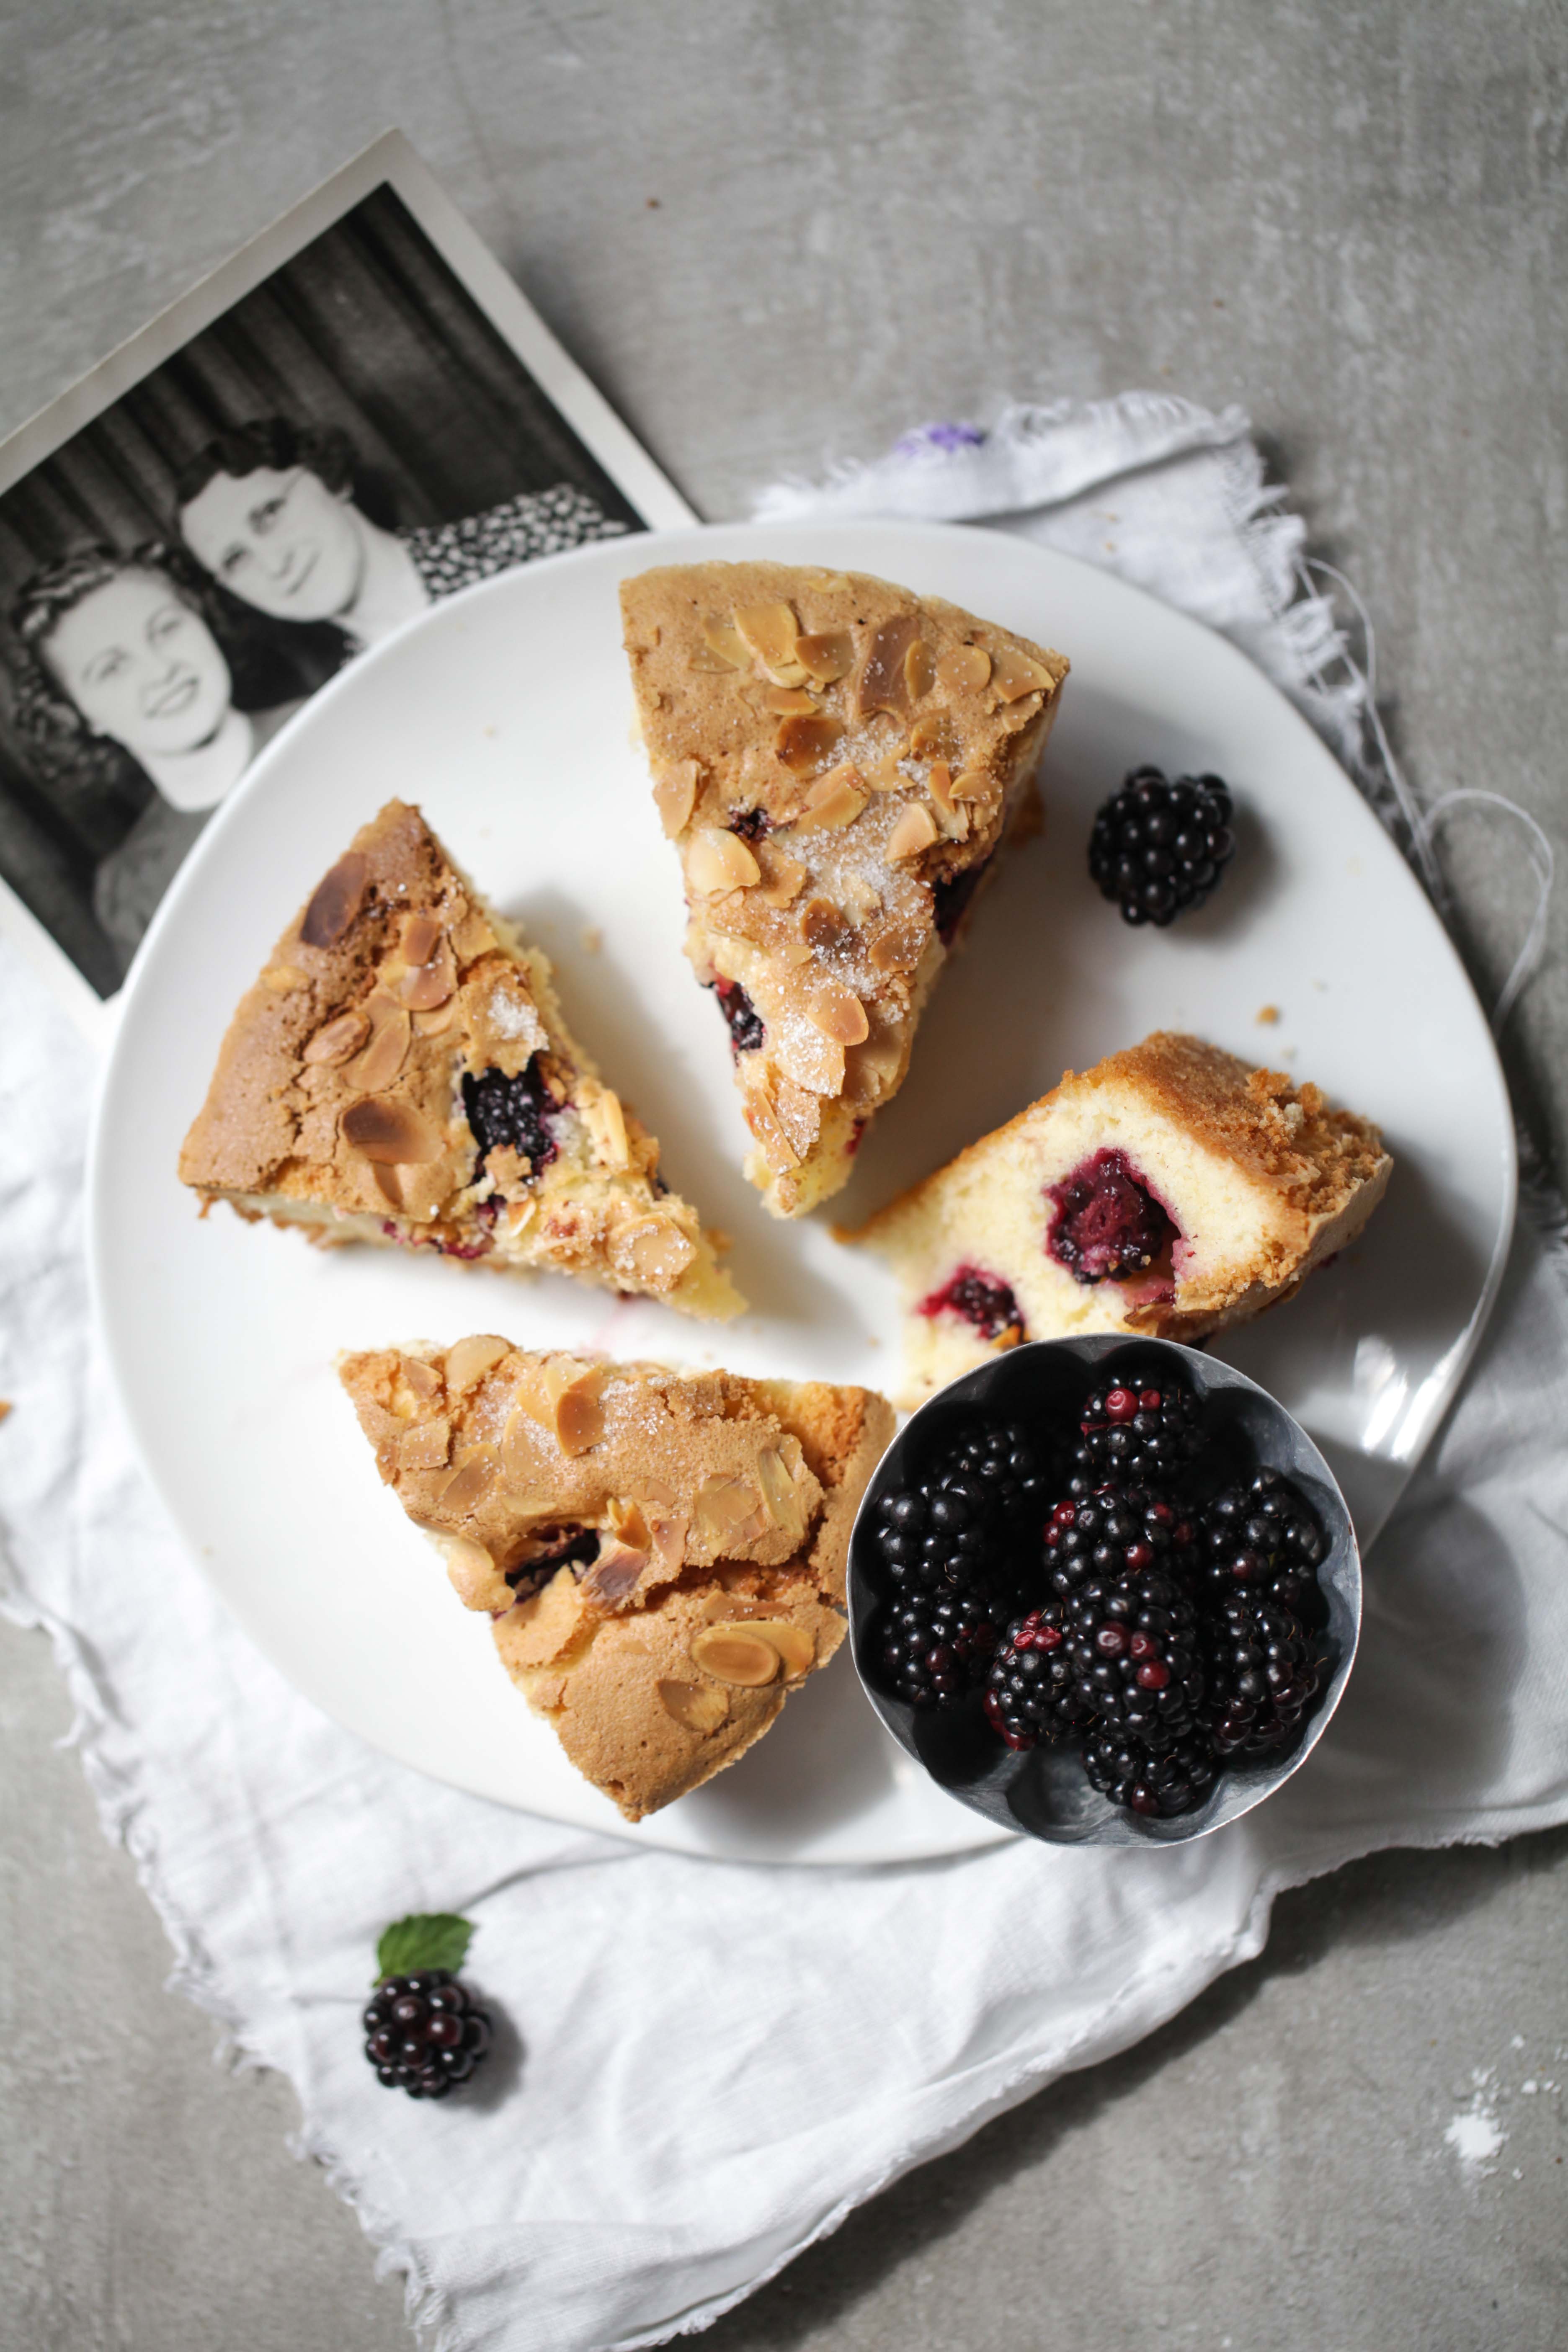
622;561;1068;1215
179;800;740;1317
339;1343;895;1821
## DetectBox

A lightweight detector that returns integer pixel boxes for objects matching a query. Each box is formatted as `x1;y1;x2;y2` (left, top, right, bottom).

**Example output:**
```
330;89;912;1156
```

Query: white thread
1300;560;1552;1033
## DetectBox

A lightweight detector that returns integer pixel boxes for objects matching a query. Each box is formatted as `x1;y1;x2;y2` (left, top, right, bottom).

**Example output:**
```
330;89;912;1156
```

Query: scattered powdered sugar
487;988;541;1042
1444;2068;1506;2176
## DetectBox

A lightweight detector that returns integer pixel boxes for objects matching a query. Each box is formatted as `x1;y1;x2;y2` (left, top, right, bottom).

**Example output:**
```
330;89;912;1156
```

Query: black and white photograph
0;137;687;1009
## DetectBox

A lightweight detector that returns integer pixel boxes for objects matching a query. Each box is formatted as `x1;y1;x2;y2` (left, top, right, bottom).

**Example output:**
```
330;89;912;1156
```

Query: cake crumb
0;1400;11;1423
581;926;603;954
1256;1004;1280;1025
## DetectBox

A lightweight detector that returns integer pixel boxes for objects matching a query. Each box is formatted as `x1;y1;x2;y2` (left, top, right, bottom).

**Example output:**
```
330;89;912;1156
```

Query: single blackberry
363;1969;493;2100
917;1264;1026;1344
1047;1150;1175;1286
1044;1482;1200;1599
984;1600;1095;1748
1088;765;1236;926
711;976;765;1054
872;1421;1050;1596
1197;1465;1329;1624
727;807;770;842
1200;1591;1324;1759
462;1057;561;1179
1072;1365;1208;1492
1060;1559;1205;1749
876;1587;1003;1708
1082;1726;1219;1817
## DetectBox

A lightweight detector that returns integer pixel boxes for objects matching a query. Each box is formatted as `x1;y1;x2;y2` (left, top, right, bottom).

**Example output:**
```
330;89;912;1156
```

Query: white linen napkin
4;392;1566;2352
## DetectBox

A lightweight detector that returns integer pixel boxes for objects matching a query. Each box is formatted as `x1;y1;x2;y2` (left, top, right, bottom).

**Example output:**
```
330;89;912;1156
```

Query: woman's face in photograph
45;573;233;760
179;464;365;622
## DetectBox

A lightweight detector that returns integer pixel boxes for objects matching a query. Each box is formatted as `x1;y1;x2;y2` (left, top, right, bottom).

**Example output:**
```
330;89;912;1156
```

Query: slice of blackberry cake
848;1032;1392;1405
339;1342;894;1820
179;801;742;1318
621;560;1068;1217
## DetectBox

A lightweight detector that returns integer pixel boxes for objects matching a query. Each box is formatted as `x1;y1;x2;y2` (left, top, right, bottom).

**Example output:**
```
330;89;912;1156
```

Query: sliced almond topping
949;767;995;802
397;1417;451;1472
658;1679;731;1733
855;613;920;720
401;910;442;967
451;908;496;962
861;747;909;793
842;873;882;918
438;1450;500;1519
342;1096;443;1164
936;642;992;696
444;1334;510;1395
760;685;818;715
756;843;807;908
869;914;928;975
688;827;762;895
928;761;955;814
937;800;972;842
794;628;855;684
439;1533;510;1612
798;895;846;949
910;709;960;761
689;1623;781;1687
414;999;459;1037
694;1473;765;1543
582;1535;649;1609
740;1062;803;1173
653;758;700;838
303;1009;370;1065
699;618;752;670
755;1446;806;1538
400;1355;443;1400
807;978;870;1045
773;1017;845;1096
990;643;1056;701
371;1163;405;1208
620;1217;696;1289
791;766;867;833
887;802;941;861
733;601;800;673
554;1371;605;1457
300;851;369;949
400;935;456;1011
582;1085;631;1170
346;992;412;1093
262;965;304;994
747;1619;816;1678
774;711;845;776
904;637;935;701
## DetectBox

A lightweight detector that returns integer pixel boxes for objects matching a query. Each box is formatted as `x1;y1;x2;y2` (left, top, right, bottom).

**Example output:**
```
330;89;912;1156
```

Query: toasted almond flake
621;1216;696;1289
887;802;940;861
400;935;456;1011
869;915;928;975
937;642;992;695
755;1447;806;1536
928;760;955;814
346;992;412;1092
855;614;919;720
400;1355;443;1400
372;1163;405;1207
653;758;699;837
694;1474;765;1541
842;873;881;918
904;638;935;701
451;908;496;962
760;685;818;714
794;628;855;684
300;851;369;948
262;964;304;994
401;910;443;966
689;644;739;672
690;1624;780;1687
700;618;753;669
740;1063;803;1173
949;767;994;801
780;937;815;966
303;1009;370;1065
807;978;870;1045
688;827;761;894
774;711;845;776
747;1619;816;1677
862;748;909;793
658;1679;730;1733
756;844;807;907
583;1535;650;1608
798;895;846;949
582;1085;631;1169
341;1096;443;1164
910;708;959;760
772;1020;845;1096
938;799;972;841
990;643;1056;701
438;1453;500;1519
445;1334;510;1395
733;601;800;672
503;1197;538;1237
397;1417;451;1471
414;999;460;1037
791;766;867;833
555;1377;605;1457
439;1533;509;1611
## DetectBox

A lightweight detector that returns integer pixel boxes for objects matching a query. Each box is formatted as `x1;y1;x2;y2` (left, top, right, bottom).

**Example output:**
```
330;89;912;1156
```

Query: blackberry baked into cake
850;1032;1392;1404
339;1342;895;1819
621;560;1068;1217
179;801;741;1318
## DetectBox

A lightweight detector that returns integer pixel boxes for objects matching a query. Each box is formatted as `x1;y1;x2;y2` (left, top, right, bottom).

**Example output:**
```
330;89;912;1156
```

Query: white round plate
90;520;1515;1864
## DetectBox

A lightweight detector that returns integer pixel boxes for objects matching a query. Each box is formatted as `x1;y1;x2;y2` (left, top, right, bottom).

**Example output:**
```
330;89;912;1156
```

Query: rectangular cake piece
848;1032;1392;1406
339;1341;895;1821
180;800;741;1318
621;560;1068;1217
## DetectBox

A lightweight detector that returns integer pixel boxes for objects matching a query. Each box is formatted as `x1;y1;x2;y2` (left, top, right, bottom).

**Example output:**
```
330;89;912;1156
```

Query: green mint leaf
375;1913;475;1984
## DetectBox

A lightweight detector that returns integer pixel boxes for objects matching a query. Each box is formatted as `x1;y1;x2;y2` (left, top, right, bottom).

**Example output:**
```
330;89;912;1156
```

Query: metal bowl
847;1334;1362;1847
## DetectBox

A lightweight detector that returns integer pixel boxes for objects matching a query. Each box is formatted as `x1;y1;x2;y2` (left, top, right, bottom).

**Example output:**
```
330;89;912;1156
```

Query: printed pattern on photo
405;485;627;598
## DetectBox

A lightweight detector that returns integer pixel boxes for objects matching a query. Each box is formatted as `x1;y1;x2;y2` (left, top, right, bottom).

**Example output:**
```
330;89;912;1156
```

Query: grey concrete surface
1;2;1565;2347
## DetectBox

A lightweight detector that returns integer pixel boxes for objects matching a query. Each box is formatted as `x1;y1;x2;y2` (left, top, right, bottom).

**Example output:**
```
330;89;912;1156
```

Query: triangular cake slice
339;1341;895;1820
180;801;742;1318
621;561;1068;1217
849;1032;1392;1406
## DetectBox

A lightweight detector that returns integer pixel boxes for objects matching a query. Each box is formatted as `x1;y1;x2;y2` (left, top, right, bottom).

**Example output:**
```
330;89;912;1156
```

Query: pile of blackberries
866;1363;1334;1821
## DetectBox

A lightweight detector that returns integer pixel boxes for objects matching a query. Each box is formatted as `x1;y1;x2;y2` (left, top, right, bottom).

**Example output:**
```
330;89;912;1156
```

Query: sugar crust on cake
178;800;741;1319
621;560;1067;1217
339;1343;895;1821
849;1031;1393;1404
